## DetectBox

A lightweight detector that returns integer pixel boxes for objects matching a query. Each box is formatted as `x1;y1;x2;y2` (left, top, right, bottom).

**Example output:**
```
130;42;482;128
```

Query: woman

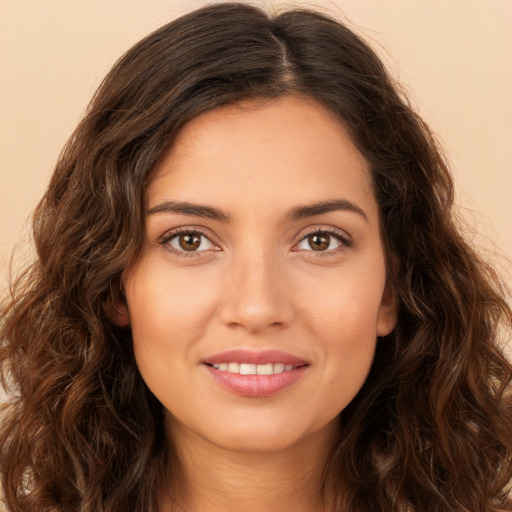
1;3;511;511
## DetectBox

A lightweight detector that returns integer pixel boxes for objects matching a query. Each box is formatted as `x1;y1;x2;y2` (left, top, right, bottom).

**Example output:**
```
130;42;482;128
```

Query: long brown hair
1;3;511;511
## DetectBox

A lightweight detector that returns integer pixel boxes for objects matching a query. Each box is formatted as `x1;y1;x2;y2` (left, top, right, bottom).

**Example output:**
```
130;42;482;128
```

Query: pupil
179;234;201;251
309;234;329;251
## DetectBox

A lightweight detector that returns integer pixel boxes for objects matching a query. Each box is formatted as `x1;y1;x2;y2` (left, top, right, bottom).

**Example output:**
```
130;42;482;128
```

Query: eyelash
159;227;352;257
159;227;219;258
294;228;353;255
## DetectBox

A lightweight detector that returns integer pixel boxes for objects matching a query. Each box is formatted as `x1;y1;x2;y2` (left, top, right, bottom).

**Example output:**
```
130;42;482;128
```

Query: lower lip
204;365;308;397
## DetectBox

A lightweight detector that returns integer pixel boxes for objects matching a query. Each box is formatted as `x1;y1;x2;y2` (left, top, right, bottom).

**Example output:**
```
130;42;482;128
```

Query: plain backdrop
1;0;511;291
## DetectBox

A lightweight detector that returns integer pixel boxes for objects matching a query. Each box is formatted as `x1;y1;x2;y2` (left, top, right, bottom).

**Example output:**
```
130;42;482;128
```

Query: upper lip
202;349;309;366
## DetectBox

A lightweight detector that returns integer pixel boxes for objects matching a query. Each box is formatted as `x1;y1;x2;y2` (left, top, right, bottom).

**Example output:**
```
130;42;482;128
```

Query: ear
110;301;131;327
376;280;398;337
106;286;131;327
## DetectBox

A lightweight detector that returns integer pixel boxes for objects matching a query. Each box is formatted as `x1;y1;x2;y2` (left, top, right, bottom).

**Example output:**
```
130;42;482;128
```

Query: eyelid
159;226;221;256
292;226;353;252
157;224;352;257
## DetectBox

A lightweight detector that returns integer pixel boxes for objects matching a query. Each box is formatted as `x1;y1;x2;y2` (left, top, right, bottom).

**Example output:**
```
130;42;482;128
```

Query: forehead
148;96;377;221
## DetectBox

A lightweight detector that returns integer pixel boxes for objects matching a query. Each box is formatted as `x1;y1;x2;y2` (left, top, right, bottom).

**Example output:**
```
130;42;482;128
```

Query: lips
202;349;309;397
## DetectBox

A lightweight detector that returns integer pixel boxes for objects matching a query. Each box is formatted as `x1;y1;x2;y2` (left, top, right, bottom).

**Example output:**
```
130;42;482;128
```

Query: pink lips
202;349;309;397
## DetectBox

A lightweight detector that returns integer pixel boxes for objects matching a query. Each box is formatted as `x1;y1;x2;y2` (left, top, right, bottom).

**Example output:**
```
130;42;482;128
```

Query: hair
1;3;511;511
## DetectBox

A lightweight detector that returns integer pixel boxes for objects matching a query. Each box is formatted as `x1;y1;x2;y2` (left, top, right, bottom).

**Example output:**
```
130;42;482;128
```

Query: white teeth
256;363;273;375
227;362;240;373
211;362;297;375
273;363;285;373
240;363;256;375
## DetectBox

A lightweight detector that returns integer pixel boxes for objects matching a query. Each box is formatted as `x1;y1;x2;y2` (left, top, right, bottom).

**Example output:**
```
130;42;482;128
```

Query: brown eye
295;230;349;253
164;231;216;254
178;233;202;251
308;233;331;251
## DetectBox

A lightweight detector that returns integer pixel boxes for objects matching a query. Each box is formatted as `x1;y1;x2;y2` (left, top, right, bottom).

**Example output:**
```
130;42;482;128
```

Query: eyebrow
147;198;368;223
288;199;369;223
147;201;231;222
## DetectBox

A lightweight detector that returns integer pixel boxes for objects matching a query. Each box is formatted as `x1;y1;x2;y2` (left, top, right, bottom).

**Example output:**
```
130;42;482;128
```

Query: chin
169;407;339;455
214;427;306;453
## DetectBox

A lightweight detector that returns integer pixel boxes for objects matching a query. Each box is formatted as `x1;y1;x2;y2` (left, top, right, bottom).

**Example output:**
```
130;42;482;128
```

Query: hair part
1;3;511;511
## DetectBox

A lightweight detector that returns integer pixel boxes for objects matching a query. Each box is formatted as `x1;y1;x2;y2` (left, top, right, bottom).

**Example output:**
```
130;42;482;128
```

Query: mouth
206;362;301;375
202;349;309;397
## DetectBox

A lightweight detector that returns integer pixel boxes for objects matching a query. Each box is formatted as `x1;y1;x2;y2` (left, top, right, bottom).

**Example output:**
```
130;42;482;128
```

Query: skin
118;96;397;511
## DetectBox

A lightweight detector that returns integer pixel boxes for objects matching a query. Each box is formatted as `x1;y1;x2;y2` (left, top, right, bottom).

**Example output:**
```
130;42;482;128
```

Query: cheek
124;260;223;389
297;264;385;404
127;260;220;340
318;290;380;376
298;260;386;340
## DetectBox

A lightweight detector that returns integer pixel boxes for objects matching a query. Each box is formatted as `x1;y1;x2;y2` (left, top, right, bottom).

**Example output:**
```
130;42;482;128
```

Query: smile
209;362;297;375
203;349;309;397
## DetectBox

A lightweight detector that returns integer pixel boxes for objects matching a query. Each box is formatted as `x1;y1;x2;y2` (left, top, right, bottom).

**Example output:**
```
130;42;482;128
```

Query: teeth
273;363;285;373
240;363;256;375
211;362;298;375
227;362;240;373
257;363;273;375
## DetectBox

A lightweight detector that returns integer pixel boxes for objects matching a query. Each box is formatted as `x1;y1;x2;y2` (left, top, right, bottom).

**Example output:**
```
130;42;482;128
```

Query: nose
218;249;295;334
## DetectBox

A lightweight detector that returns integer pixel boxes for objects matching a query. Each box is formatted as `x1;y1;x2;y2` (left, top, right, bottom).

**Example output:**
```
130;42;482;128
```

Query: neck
160;420;339;512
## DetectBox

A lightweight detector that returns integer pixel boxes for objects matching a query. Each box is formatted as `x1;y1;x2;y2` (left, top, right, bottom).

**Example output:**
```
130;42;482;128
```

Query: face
120;96;396;454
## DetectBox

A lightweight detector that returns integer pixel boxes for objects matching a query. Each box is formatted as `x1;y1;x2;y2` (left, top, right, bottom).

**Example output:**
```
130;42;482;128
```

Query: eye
161;229;218;254
295;230;351;252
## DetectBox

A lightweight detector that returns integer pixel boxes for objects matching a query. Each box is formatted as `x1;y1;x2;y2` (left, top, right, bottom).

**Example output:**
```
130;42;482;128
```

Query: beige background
1;0;511;290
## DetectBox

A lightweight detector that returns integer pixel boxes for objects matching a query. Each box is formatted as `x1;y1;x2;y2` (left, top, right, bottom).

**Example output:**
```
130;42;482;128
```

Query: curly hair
1;3;511;511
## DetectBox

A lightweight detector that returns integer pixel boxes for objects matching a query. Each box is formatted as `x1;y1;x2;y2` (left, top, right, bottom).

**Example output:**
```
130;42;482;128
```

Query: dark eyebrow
147;201;230;222
288;199;369;223
148;198;368;224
